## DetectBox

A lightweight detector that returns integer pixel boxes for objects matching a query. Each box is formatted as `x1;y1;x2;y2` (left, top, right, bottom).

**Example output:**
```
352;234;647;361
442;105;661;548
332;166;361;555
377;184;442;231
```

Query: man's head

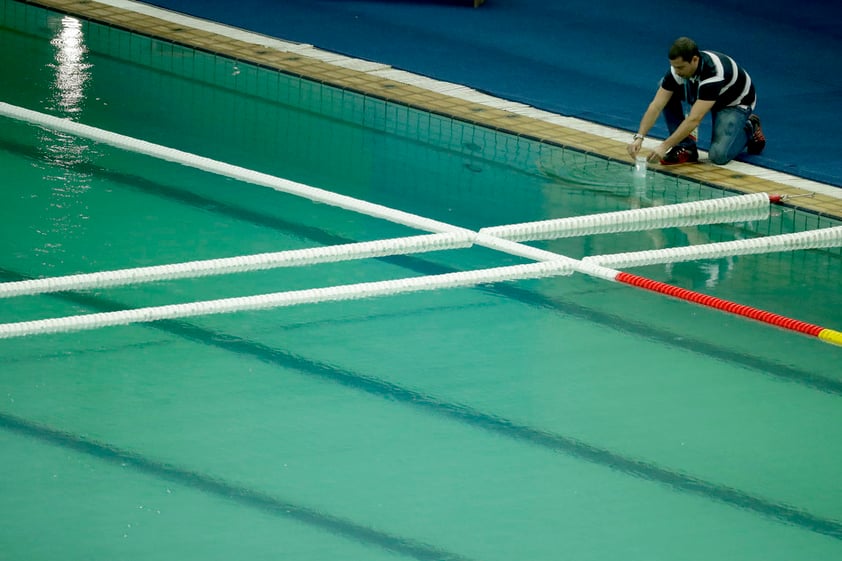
668;37;700;78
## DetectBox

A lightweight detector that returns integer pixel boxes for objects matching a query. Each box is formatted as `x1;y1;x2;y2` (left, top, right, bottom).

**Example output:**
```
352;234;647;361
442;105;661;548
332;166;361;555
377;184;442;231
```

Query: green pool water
1;2;841;560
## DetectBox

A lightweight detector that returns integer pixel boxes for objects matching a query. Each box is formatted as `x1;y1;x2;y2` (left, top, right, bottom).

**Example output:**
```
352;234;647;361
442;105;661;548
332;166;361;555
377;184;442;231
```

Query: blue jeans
663;95;753;165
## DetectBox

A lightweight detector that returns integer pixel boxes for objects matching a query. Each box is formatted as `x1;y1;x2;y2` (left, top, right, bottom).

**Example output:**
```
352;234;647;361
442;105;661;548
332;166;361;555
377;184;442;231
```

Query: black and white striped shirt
661;50;756;110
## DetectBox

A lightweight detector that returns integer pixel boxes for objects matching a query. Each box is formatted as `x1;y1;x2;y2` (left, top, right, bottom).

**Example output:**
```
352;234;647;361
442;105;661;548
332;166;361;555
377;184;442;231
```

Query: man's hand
627;136;643;158
647;143;669;163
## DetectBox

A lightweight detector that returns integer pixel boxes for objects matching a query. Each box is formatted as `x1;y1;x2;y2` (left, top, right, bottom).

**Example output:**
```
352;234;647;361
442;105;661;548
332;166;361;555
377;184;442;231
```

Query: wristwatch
633;134;644;141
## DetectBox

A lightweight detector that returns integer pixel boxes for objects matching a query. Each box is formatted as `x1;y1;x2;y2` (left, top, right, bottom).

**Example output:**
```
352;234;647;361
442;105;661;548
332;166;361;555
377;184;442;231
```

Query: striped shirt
661;50;756;111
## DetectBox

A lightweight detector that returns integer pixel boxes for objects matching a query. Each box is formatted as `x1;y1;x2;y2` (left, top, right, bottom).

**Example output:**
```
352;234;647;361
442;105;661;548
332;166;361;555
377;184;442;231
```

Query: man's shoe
747;114;766;155
660;145;699;165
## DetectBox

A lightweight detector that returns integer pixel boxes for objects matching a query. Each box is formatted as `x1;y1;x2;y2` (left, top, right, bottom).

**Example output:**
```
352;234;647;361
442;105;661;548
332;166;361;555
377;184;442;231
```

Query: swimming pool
2;2;842;560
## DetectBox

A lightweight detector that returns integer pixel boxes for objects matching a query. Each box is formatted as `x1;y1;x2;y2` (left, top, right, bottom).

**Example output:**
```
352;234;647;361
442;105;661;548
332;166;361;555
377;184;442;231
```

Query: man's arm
627;87;673;157
648;98;715;162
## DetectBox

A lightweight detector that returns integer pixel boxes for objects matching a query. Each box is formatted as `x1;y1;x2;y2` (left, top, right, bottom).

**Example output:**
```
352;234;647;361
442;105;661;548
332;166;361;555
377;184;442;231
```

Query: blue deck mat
143;0;842;189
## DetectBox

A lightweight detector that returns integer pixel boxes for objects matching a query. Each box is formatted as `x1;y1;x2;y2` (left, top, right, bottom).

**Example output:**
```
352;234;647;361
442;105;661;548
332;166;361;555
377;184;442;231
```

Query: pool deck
18;0;842;220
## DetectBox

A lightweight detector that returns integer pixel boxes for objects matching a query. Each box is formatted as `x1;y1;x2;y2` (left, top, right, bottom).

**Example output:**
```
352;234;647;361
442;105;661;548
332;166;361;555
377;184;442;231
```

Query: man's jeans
663;94;752;164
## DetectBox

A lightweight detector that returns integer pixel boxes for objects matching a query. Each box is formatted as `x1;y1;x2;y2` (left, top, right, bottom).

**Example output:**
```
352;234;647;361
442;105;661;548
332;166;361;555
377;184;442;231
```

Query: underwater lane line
0;411;477;561
2;270;841;541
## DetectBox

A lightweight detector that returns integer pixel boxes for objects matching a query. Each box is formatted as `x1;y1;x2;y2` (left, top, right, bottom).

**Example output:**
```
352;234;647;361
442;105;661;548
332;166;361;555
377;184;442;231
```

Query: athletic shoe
659;145;699;165
747;114;766;155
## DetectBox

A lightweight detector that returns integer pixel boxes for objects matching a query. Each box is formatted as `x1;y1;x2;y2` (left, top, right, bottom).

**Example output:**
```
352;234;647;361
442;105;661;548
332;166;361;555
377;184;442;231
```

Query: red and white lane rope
615;272;842;346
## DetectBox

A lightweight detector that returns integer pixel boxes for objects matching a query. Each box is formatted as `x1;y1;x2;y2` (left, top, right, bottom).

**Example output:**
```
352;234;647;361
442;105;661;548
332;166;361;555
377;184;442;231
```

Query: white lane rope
0;102;581;267
0;233;474;298
0;102;470;237
479;193;771;242
0;260;575;339
584;226;842;269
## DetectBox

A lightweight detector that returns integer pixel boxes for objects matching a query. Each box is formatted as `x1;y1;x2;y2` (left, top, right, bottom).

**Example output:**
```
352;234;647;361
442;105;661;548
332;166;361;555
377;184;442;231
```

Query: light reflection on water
34;16;95;271
49;16;90;115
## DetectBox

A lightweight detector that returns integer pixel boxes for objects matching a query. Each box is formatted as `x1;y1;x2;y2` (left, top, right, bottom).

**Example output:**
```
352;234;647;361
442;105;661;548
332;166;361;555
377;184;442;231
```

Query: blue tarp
144;0;842;188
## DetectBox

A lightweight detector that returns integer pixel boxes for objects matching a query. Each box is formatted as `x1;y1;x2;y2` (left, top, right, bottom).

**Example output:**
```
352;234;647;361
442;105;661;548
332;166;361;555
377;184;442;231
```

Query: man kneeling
627;36;766;166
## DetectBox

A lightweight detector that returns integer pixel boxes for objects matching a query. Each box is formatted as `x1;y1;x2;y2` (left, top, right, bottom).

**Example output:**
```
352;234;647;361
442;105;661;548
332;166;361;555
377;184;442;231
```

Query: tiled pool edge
15;0;842;221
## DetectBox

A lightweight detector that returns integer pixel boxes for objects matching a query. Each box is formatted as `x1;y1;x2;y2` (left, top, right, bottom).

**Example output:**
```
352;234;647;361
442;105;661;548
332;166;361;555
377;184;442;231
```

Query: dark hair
669;37;700;61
